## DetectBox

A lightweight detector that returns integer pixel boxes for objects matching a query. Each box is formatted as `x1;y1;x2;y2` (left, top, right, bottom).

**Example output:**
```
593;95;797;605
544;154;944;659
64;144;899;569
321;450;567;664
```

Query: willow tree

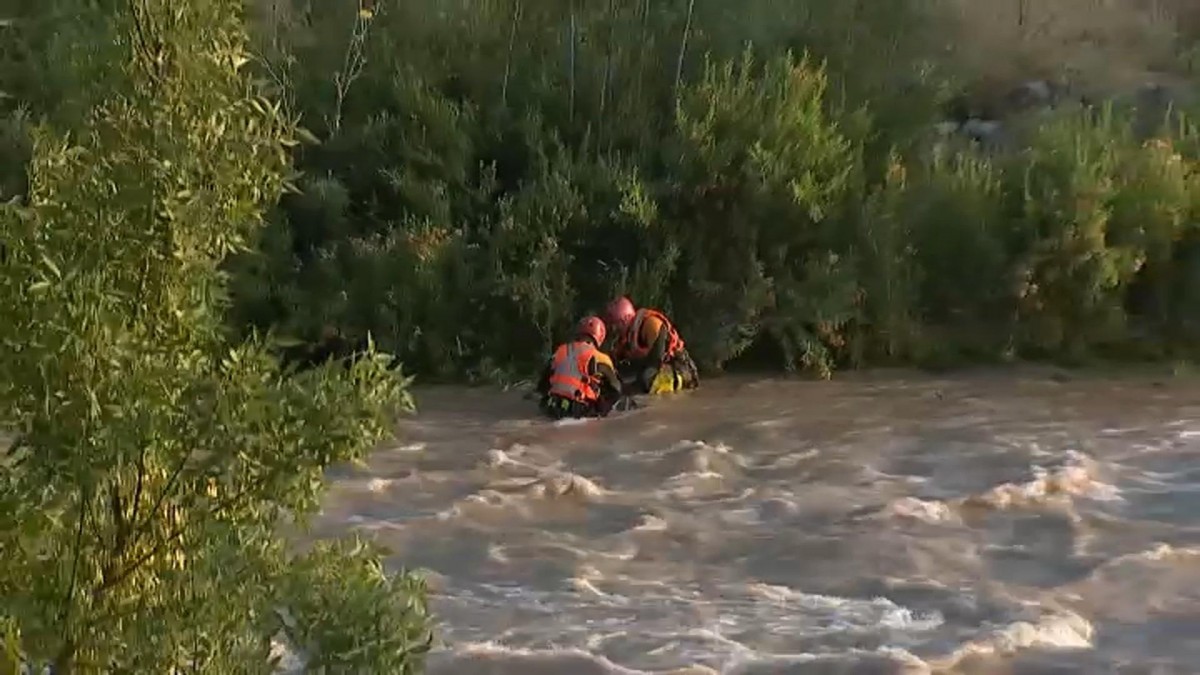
0;0;431;672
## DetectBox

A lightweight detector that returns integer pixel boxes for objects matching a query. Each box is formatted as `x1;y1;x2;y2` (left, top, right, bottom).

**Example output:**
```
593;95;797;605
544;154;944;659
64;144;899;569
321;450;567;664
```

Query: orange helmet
605;296;636;328
575;315;606;345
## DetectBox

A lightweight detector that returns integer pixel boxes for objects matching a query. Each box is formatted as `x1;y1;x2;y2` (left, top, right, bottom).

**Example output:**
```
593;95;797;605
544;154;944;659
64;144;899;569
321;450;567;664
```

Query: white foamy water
304;369;1200;673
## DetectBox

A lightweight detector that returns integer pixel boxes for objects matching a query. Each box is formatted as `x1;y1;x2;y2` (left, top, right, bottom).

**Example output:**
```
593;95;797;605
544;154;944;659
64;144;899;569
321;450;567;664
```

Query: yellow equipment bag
649;366;682;395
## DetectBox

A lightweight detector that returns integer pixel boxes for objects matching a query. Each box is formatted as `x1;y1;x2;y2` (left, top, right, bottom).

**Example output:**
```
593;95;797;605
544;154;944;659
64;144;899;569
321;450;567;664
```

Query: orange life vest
615;308;684;363
548;340;602;403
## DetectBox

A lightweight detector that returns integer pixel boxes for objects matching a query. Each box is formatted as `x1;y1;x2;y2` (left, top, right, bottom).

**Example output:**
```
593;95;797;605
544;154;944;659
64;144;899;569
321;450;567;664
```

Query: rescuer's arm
535;357;553;396
647;323;669;365
595;359;624;400
632;319;669;390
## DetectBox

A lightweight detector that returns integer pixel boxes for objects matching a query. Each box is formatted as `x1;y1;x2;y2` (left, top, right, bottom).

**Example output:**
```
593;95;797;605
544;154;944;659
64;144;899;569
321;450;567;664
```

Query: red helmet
605;296;636;328
575;315;606;345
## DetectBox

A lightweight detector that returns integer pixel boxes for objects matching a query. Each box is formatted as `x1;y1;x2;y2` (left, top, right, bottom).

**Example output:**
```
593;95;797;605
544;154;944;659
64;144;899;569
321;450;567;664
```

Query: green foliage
853;105;1200;365
231;0;908;380
663;50;859;374
854;149;1011;363
0;109;30;200
277;538;433;673
0;0;430;671
214;0;1200;379
11;0;1200;396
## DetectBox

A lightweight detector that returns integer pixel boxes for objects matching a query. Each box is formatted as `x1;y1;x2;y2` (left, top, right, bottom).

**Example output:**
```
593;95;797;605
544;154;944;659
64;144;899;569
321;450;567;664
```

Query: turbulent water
308;369;1200;674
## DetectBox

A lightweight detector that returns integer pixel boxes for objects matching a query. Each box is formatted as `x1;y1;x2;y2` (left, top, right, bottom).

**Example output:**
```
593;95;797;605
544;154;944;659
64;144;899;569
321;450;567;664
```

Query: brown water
311;370;1200;674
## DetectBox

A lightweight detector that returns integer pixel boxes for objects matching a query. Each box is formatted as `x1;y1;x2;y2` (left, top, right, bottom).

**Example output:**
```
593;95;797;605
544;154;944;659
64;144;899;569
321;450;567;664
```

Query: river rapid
309;369;1200;674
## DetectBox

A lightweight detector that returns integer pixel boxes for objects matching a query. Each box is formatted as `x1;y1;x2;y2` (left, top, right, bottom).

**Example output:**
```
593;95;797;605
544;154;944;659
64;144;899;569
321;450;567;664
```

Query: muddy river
311;369;1200;674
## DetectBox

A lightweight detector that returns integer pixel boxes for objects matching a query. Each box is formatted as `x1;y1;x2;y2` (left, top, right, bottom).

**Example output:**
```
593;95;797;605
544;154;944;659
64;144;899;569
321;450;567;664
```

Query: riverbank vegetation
219;0;1200;380
3;0;1200;671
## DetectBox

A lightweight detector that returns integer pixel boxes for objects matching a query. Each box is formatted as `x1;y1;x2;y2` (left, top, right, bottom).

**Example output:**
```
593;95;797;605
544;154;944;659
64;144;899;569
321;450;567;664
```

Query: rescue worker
536;315;625;419
605;296;700;394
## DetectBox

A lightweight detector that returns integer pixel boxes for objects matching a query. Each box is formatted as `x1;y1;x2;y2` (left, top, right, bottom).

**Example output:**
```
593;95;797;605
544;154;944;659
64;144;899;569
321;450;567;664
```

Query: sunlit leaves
276;538;432;674
0;0;429;671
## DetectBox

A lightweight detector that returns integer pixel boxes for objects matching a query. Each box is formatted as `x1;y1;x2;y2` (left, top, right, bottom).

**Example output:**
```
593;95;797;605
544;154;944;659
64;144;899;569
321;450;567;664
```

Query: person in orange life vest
604;296;699;394
536;316;625;419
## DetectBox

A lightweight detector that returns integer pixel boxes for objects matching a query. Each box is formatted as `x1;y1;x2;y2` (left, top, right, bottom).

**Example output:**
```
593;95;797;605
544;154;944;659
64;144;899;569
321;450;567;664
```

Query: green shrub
276;538;432;673
0;0;431;671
